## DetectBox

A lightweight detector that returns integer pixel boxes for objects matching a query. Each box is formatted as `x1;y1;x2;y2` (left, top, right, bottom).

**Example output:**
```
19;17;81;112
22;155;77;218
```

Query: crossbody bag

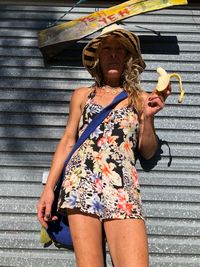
41;90;128;249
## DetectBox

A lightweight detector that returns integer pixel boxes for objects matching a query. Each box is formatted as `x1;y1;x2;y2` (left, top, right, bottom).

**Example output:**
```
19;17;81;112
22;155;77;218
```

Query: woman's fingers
52;215;59;221
159;83;172;101
37;202;48;229
44;202;52;221
146;94;165;116
148;94;165;107
37;189;55;228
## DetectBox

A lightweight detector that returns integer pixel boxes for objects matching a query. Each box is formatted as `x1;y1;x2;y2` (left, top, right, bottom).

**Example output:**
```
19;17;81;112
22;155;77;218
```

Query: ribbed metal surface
0;3;200;267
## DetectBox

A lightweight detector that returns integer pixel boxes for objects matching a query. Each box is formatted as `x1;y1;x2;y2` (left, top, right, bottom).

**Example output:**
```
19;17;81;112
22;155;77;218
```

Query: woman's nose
110;50;117;58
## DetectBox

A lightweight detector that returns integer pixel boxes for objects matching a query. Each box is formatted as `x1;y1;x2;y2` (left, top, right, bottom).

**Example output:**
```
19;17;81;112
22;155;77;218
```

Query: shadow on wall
43;35;180;67
136;138;173;172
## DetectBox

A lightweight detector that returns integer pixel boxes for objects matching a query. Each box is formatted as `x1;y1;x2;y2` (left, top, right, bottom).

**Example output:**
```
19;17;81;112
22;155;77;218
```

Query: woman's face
98;36;129;82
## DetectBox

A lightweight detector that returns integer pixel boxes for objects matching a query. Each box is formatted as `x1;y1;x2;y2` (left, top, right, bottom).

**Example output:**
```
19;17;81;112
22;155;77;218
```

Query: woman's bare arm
138;91;163;160
44;93;81;190
37;87;91;228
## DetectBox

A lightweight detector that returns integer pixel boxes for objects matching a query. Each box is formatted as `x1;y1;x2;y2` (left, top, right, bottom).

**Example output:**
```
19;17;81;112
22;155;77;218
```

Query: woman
37;24;170;267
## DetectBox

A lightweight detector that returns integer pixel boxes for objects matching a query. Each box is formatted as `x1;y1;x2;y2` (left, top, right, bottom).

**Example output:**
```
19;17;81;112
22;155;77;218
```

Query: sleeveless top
58;89;143;221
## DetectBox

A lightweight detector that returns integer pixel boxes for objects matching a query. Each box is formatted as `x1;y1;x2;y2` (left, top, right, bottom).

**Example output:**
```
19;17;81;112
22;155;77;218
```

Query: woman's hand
144;84;171;118
37;188;58;229
138;84;171;159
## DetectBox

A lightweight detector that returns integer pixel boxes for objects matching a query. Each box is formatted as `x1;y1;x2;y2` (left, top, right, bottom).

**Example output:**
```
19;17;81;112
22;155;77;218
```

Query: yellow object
155;67;184;103
38;0;188;58
40;226;52;245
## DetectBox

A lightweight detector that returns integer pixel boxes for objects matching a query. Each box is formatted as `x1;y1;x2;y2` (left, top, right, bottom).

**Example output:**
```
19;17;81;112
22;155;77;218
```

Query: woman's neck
103;76;121;88
103;84;121;89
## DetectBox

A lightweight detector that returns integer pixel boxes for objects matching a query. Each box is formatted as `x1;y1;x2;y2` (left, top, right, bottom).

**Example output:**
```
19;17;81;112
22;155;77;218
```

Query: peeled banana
155;67;184;103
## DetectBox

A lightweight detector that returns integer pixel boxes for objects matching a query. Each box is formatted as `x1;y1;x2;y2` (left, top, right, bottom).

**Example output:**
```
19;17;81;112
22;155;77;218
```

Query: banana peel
155;67;184;103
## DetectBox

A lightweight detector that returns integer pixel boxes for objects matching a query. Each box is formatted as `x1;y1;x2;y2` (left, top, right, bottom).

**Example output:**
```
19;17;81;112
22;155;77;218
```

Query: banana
155;67;184;103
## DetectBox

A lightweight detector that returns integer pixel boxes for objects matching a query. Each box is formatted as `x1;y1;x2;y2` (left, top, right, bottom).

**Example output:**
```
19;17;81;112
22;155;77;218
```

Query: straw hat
82;24;146;77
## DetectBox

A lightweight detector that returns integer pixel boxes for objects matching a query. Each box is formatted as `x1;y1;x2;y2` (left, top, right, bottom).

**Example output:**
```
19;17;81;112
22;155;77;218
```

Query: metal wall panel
0;3;199;267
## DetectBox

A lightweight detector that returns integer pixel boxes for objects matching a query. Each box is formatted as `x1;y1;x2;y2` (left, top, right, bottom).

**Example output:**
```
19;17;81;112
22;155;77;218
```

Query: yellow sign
38;0;188;58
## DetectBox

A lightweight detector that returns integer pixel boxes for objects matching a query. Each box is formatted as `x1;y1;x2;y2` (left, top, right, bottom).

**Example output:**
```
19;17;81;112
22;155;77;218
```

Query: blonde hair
123;57;144;117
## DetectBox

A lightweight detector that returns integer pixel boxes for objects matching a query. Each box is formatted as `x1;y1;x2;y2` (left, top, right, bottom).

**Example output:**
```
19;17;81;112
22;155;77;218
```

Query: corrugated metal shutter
0;3;199;267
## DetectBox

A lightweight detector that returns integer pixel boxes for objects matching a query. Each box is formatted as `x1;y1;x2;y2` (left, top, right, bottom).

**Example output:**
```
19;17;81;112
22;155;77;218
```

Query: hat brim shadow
43;35;179;67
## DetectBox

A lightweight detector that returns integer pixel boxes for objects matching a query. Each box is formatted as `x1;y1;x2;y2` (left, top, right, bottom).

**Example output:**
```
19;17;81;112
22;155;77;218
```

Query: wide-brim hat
82;24;146;76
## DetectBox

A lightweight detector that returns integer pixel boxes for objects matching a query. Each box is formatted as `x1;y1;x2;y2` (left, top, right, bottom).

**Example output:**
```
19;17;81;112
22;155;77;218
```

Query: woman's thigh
67;208;105;267
104;218;149;267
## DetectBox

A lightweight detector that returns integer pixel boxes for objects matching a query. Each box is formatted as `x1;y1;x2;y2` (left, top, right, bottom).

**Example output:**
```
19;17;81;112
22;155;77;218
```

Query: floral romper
58;89;144;221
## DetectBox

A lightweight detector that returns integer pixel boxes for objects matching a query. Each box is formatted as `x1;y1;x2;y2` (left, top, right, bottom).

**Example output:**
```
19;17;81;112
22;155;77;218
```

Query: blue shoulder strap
47;90;128;245
63;90;128;170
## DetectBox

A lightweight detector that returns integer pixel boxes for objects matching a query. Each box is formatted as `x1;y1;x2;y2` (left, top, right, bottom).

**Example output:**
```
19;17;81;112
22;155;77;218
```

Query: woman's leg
67;208;105;267
104;218;149;267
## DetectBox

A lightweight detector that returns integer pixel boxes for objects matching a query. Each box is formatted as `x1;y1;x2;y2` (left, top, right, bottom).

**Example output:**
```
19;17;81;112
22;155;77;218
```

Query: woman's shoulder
74;86;94;95
70;86;95;110
72;86;94;99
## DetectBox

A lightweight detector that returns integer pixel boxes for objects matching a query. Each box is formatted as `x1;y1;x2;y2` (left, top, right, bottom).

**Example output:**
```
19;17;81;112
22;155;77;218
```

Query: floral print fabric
58;89;144;221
